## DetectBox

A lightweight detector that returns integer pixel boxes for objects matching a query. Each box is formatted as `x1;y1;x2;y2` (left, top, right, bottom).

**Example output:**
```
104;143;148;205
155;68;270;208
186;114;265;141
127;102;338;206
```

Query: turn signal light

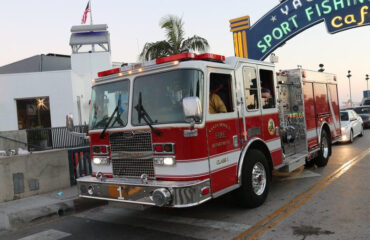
92;145;109;155
154;143;175;153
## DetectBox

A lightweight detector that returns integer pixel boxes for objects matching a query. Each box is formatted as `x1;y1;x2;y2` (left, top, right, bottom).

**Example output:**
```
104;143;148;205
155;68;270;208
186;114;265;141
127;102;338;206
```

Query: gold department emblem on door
268;118;275;136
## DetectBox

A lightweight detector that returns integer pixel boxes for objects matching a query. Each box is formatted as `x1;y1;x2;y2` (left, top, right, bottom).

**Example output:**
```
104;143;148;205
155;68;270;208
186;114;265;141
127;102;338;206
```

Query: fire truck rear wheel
314;130;331;167
236;149;271;208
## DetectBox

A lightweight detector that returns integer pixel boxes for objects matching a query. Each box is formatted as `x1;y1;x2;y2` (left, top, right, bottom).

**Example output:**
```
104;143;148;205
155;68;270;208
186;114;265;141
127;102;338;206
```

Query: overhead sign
230;0;370;60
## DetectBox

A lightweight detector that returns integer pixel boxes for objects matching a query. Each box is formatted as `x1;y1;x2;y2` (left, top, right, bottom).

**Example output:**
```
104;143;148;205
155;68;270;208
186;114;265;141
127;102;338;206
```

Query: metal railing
26;126;89;151
68;147;91;186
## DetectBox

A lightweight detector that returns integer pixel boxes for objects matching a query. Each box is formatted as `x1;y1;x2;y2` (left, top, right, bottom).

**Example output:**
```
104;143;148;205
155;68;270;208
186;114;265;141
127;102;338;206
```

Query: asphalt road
1;130;370;240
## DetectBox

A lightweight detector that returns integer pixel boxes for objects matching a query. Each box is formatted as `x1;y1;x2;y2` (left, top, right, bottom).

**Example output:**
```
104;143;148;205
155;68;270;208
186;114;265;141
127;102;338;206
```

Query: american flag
81;1;90;24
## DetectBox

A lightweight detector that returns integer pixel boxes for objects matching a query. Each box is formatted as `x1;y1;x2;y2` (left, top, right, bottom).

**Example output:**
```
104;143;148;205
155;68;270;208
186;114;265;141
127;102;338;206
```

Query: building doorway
16;97;51;130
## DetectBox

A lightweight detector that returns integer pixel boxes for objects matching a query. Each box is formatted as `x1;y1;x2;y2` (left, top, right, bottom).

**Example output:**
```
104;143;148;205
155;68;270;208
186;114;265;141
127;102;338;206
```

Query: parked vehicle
354;106;370;128
361;90;370;106
340;110;364;143
67;53;340;208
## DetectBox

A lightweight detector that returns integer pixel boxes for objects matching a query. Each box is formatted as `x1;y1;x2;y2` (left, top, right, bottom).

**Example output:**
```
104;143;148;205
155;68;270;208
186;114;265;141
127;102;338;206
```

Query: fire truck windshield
132;69;204;125
89;80;129;130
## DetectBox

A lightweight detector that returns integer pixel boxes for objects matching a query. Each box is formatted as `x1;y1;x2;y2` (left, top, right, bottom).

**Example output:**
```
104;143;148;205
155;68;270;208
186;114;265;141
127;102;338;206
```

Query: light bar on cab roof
97;52;226;78
155;53;196;64
196;53;225;62
98;68;120;77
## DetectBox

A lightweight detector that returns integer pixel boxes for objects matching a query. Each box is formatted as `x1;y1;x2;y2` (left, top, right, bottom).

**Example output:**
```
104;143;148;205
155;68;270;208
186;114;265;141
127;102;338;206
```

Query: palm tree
139;15;209;61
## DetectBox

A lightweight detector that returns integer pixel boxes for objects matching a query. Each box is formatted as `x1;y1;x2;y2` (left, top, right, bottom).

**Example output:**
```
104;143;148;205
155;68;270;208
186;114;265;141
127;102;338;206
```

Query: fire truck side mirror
182;97;202;123
66;114;74;132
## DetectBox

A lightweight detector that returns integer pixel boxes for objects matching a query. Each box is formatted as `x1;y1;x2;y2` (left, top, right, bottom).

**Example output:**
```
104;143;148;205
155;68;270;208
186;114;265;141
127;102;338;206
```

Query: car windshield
364;99;370;105
132;69;203;125
340;112;349;121
89;80;130;130
354;107;370;114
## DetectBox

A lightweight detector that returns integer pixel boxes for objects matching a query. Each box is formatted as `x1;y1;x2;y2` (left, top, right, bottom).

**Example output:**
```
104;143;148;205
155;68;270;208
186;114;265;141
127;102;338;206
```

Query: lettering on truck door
206;70;241;193
258;66;282;166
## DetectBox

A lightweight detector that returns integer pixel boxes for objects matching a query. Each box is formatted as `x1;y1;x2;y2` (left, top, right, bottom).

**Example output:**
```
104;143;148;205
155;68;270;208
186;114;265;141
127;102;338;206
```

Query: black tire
314;130;331;167
304;158;315;168
235;149;271;208
359;126;364;137
349;129;354;143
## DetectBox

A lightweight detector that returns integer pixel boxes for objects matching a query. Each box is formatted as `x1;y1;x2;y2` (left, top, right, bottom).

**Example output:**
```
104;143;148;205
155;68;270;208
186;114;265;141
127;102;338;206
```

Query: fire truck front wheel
236;149;271;208
315;130;331;167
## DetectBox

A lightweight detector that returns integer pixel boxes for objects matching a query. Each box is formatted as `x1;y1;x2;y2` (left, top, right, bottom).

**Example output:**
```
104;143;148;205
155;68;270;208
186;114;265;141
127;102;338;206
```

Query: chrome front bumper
77;176;211;208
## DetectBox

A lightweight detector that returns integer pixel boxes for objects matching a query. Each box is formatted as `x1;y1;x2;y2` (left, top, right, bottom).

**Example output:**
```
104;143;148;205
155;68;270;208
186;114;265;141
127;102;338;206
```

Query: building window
16;97;51;130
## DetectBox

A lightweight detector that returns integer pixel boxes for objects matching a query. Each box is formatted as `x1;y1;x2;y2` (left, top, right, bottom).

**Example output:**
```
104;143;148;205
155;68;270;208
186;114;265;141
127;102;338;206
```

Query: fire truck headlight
93;157;110;165
154;156;176;166
163;157;175;166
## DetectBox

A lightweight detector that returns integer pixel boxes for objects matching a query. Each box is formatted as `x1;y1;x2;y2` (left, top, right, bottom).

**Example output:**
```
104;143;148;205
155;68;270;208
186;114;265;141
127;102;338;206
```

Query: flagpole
89;0;93;25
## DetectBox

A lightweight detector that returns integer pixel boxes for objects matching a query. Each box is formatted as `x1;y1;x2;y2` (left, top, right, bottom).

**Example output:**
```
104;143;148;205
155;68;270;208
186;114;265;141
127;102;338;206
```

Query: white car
340;110;364;143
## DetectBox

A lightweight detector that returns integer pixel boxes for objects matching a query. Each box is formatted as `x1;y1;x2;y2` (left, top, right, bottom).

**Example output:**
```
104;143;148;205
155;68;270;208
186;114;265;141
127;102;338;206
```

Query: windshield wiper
100;94;123;139
134;92;161;136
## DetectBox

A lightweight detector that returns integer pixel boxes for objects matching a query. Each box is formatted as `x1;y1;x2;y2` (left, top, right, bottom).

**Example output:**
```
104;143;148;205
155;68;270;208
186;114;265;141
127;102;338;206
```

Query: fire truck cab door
237;64;263;142
206;68;241;193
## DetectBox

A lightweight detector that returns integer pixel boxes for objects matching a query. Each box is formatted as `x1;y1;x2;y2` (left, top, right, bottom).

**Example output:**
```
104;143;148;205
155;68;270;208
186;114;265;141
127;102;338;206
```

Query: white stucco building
0;24;113;131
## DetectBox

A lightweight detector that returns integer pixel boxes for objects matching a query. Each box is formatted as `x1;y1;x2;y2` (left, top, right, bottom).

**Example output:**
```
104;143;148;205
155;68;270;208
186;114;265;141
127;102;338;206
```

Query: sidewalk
0;186;106;231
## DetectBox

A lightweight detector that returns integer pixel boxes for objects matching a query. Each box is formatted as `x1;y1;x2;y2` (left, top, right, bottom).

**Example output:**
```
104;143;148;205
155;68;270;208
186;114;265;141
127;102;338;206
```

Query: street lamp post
347;70;352;107
366;74;369;91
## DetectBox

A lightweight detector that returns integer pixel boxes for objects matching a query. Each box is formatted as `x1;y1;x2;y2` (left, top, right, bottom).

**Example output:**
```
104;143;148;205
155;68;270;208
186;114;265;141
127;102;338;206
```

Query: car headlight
341;126;348;132
93;157;110;165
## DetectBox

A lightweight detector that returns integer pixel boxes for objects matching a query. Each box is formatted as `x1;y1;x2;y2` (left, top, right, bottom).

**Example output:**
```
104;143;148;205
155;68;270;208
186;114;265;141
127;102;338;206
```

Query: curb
0;197;107;231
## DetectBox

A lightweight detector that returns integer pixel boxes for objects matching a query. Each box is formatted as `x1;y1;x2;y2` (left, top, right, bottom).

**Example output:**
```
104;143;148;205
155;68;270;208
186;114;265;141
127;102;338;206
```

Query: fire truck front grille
109;131;153;152
112;158;155;178
109;131;154;178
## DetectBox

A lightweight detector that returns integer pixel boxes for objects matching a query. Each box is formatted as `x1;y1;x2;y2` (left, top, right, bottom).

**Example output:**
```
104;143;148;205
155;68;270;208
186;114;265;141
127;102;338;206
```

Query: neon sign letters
230;0;370;60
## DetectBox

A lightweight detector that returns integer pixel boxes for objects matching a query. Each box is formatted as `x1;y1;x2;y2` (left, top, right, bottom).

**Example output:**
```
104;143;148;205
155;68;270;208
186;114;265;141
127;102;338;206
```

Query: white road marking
279;170;321;181
17;229;71;240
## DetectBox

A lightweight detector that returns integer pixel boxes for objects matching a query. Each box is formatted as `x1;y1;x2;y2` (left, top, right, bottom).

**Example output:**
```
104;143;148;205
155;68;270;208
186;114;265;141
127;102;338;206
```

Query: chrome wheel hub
322;136;329;158
252;162;267;196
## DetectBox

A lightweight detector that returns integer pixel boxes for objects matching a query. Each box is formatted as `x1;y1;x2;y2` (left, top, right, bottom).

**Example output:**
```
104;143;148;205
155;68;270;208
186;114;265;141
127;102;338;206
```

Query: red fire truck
68;53;340;208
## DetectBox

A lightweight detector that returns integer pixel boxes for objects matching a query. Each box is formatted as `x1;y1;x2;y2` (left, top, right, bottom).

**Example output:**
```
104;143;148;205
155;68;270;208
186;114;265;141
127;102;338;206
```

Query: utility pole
347;70;353;107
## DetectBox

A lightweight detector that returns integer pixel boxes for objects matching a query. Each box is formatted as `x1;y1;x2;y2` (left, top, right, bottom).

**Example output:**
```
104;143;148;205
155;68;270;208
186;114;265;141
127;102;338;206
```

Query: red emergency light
98;68;121;77
155;53;196;64
196;53;225;62
155;53;225;64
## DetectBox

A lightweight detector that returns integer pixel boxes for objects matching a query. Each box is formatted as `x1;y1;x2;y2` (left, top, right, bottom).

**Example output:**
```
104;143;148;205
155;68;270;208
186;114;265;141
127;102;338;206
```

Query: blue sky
1;0;369;102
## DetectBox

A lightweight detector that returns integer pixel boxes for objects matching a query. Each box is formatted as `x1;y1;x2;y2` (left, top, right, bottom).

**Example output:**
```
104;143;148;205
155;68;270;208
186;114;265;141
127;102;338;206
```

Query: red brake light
302;71;307;78
156;53;196;64
334;76;337;81
98;68;121;77
196;53;225;62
